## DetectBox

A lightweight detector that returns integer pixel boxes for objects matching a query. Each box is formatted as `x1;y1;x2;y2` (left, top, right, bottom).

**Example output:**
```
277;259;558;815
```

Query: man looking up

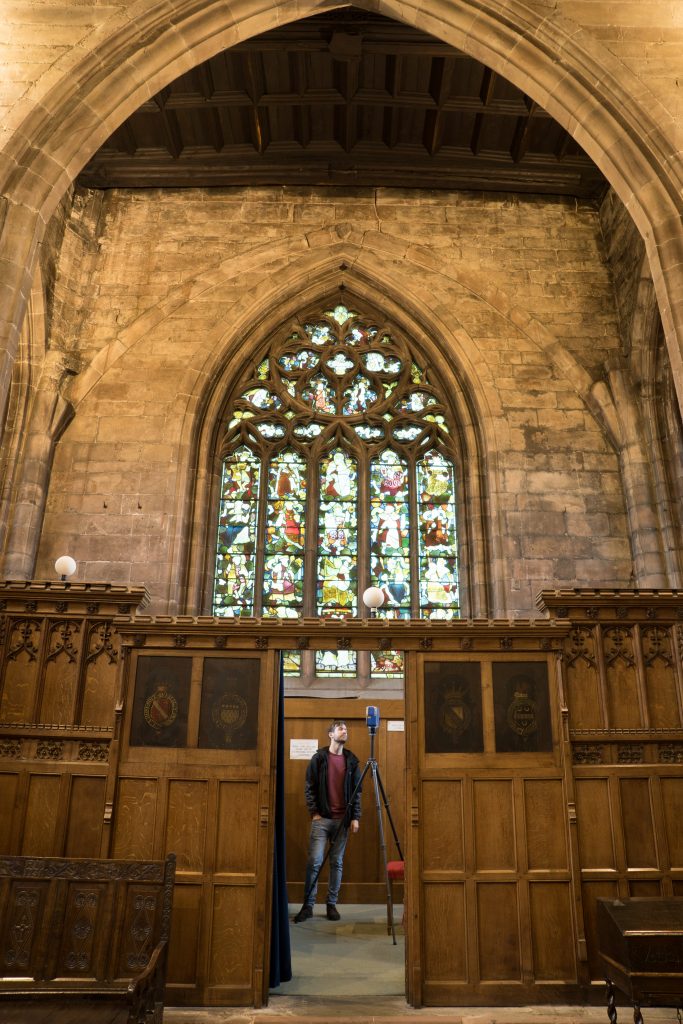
294;720;362;922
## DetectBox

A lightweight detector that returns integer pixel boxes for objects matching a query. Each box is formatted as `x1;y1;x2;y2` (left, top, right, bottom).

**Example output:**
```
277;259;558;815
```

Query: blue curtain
269;655;292;987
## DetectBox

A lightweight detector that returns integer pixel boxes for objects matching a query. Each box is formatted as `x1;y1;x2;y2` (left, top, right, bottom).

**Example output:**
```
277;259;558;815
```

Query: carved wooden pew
0;853;175;1023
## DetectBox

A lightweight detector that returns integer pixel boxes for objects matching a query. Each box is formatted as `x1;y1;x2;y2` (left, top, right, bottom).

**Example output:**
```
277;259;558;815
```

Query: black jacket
304;746;362;822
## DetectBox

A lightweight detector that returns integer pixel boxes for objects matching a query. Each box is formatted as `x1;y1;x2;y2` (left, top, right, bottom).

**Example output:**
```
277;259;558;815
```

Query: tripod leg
374;764;404;861
372;763;398;945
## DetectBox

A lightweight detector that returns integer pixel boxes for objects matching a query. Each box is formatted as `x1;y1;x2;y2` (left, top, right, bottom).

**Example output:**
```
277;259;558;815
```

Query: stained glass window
212;301;460;680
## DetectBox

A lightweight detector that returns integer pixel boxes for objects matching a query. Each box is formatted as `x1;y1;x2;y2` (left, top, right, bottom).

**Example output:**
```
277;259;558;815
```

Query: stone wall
31;185;641;614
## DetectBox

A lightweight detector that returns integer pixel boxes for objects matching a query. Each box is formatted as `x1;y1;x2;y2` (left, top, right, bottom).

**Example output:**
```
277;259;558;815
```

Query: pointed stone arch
169;252;500;617
1;0;682;431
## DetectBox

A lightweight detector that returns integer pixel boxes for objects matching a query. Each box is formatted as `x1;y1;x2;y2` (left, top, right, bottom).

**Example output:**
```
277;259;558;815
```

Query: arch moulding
1;0;682;431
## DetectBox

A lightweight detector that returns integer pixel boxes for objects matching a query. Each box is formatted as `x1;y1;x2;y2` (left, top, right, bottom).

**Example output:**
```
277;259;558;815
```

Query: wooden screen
543;595;683;985
406;650;580;1005
2;587;682;1010
112;645;278;1007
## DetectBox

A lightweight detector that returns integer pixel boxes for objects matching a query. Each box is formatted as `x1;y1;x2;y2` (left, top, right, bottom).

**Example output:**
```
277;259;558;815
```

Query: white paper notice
290;739;319;760
387;720;405;732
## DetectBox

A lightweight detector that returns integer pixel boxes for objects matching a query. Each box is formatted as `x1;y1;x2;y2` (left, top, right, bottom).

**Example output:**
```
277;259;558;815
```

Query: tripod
300;727;404;944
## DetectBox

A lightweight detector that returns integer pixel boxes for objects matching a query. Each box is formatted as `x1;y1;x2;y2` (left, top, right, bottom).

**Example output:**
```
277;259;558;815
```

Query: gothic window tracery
212;301;460;683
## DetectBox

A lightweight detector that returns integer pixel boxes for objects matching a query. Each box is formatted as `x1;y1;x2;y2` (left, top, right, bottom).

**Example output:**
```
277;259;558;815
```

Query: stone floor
165;1001;675;1024
164;905;678;1024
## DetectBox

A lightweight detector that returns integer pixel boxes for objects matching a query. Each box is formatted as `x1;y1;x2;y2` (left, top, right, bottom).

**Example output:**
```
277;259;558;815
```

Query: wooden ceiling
78;8;607;198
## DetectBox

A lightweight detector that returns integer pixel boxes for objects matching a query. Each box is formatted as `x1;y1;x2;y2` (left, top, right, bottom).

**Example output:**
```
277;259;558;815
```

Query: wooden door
405;651;583;1006
110;646;279;1007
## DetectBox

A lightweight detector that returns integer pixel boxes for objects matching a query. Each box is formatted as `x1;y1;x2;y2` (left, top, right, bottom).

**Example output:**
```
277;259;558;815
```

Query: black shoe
326;904;340;921
294;905;313;923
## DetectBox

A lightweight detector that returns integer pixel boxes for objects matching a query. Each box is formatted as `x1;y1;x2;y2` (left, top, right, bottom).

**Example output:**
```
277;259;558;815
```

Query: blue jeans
303;816;349;907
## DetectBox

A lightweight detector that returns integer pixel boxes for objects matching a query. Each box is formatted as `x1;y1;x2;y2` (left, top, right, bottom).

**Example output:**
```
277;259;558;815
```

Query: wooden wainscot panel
215;781;259;874
165;780;209;874
421;780;464;873
0;774;18;853
423;882;467;985
528;882;576;980
628;879;663;897
619;777;659;870
64;775;107;858
473;779;516;872
111;778;159;859
660;776;683;870
524;779;568;871
167;882;203;991
476;882;522;981
574;778;617;870
207;885;255;1003
581;880;620;979
21;774;61;855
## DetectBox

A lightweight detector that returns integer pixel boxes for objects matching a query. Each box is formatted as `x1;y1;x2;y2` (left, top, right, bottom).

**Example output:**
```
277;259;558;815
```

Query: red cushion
387;860;404;880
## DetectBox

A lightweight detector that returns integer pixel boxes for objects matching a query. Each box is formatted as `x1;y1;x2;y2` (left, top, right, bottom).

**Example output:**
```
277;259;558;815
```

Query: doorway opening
272;662;406;1000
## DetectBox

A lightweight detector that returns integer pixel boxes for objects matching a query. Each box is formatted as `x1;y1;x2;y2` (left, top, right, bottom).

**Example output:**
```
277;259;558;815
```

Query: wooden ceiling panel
77;8;607;198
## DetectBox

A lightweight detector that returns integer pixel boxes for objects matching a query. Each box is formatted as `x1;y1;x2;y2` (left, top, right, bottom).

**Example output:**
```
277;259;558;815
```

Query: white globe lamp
54;555;77;581
362;586;384;616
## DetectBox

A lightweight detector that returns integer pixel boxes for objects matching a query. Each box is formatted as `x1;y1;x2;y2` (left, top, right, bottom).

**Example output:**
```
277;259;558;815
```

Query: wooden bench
0;853;175;1023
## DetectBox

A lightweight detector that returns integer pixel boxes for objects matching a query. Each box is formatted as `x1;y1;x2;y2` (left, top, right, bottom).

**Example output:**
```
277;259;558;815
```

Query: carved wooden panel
565;627;602;728
0;620;41;721
39;620;81;724
603;627;642;729
641;626;682;727
116;884;165;980
0;608;122;730
0;856;173;993
81;621;119;726
0;880;50;976
53;881;108;980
